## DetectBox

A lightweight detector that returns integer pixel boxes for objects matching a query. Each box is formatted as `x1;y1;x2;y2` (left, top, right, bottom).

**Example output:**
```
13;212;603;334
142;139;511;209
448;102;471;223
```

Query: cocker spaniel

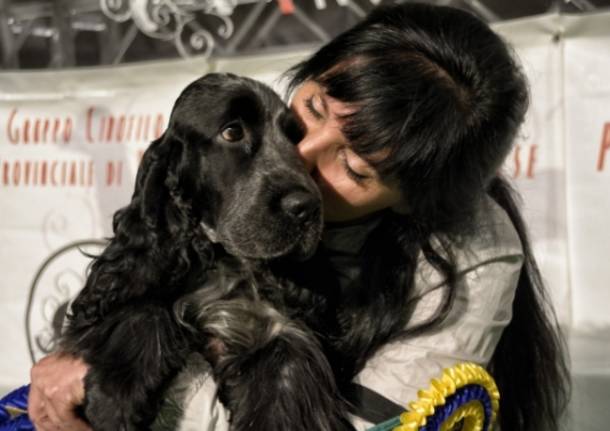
61;73;352;431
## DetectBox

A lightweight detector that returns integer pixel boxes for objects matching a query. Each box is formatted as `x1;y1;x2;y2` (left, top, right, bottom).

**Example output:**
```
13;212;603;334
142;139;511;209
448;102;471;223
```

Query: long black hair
287;3;570;430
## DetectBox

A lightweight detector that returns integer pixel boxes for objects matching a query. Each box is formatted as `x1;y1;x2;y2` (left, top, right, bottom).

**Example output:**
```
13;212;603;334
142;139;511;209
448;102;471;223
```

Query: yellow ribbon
392;362;500;431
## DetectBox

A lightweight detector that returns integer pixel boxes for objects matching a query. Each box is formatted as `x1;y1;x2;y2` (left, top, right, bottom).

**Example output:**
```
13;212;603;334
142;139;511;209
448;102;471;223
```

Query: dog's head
132;73;321;260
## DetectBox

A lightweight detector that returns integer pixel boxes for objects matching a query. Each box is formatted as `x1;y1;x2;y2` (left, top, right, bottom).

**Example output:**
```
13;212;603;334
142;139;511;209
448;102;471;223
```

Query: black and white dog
61;73;353;431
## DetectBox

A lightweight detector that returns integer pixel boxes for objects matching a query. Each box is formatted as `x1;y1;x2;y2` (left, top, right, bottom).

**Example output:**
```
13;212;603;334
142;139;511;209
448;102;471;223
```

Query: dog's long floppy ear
112;133;171;235
65;134;177;334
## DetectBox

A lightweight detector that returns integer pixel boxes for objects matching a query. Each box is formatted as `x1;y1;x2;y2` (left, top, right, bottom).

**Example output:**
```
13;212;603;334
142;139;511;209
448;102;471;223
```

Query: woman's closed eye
338;148;371;184
305;96;324;120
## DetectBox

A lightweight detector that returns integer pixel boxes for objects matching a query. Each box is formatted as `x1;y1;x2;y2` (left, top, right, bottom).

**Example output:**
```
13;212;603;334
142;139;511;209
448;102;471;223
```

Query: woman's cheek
320;172;360;205
314;164;385;219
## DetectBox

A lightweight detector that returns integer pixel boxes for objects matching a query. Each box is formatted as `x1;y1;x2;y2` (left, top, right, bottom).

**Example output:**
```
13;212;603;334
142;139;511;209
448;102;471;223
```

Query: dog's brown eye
221;124;244;142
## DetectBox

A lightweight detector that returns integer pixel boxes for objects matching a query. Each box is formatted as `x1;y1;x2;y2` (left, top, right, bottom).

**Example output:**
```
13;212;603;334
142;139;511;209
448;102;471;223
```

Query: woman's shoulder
460;195;523;260
416;196;524;289
439;196;523;268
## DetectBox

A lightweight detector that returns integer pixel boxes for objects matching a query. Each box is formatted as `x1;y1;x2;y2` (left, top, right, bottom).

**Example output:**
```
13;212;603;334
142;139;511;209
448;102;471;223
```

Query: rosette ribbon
367;362;500;431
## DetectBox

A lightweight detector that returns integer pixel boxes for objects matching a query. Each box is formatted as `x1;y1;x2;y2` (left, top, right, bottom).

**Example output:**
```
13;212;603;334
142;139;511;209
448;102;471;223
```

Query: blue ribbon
0;385;34;431
420;384;493;431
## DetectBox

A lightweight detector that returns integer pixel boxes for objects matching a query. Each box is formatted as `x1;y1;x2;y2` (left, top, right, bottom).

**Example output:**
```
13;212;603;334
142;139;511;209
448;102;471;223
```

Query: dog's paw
217;332;353;431
83;375;140;431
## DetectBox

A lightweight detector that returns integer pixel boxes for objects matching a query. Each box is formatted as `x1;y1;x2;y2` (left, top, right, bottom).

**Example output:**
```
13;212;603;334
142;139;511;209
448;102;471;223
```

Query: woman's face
291;81;404;223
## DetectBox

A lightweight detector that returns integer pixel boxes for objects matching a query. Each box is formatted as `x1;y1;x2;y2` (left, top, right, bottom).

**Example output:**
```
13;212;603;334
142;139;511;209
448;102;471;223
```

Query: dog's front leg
69;303;190;431
187;297;354;431
218;331;354;431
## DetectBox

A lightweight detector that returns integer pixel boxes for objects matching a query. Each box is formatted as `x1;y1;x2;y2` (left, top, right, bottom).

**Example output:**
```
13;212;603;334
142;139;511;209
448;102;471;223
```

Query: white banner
495;14;571;326
562;13;610;331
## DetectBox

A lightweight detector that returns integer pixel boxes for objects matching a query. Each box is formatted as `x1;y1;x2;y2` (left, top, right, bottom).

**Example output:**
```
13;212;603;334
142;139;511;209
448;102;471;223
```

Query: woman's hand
28;352;92;431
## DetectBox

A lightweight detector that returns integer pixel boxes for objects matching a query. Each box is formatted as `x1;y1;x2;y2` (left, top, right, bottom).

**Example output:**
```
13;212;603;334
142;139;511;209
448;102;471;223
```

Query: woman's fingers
43;395;91;431
27;382;42;418
28;379;52;430
34;417;62;431
29;353;92;431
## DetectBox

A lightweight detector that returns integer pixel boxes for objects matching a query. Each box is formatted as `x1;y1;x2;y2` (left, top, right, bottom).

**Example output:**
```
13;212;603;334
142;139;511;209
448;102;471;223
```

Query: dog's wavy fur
60;73;352;431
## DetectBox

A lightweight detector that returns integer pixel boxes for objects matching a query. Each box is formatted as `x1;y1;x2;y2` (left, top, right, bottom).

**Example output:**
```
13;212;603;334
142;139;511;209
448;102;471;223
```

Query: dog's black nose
280;191;318;222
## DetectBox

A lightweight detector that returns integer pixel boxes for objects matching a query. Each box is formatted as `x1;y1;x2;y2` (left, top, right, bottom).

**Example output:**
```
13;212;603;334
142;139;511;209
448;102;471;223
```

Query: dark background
0;0;608;70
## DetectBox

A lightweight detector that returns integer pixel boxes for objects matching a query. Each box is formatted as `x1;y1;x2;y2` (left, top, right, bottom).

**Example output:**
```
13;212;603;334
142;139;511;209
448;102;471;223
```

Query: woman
28;3;570;431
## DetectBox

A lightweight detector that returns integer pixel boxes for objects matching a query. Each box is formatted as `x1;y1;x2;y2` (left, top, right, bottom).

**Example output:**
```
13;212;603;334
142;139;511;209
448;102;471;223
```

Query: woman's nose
297;135;326;173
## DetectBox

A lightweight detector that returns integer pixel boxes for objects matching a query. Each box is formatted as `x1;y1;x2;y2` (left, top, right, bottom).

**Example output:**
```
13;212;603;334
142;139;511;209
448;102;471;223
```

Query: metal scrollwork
26;240;108;363
100;0;132;22
99;0;237;59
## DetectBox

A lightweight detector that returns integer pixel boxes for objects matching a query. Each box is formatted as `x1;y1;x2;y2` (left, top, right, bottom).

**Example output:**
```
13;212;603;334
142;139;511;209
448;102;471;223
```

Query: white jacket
153;197;523;430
